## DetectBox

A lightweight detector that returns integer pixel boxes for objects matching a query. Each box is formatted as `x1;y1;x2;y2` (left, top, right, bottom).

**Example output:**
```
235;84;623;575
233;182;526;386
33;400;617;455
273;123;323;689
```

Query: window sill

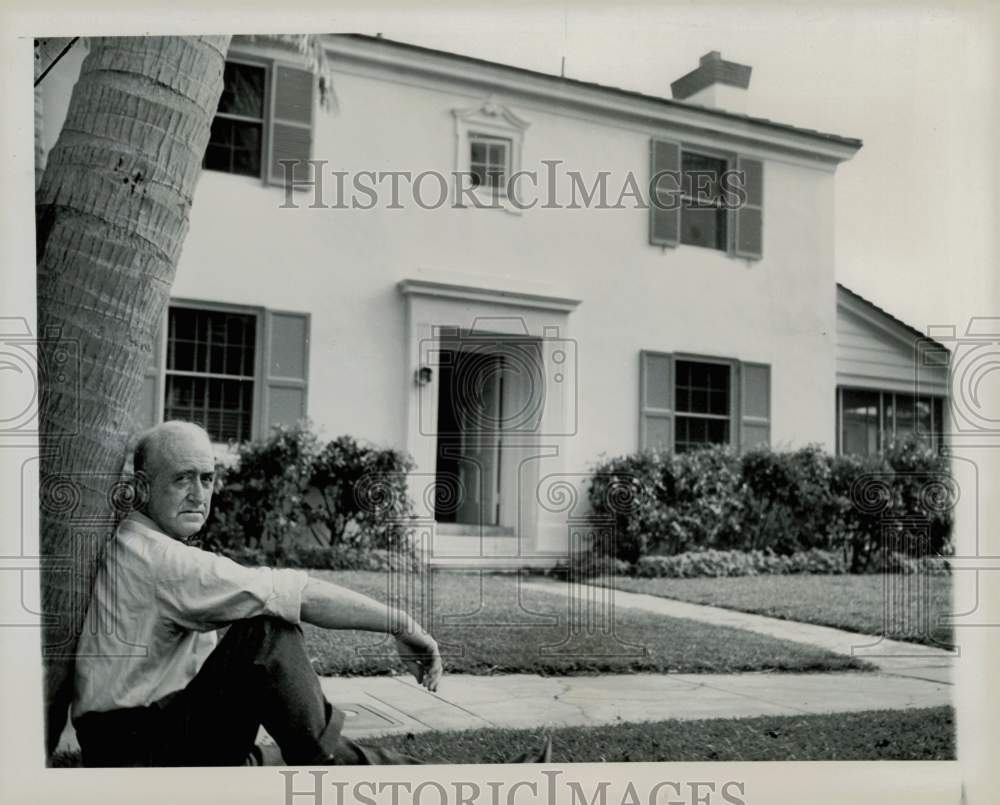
457;188;523;216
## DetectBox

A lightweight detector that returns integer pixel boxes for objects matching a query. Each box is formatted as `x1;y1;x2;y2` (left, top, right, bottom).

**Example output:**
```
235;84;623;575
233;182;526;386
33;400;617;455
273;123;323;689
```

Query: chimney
671;51;752;114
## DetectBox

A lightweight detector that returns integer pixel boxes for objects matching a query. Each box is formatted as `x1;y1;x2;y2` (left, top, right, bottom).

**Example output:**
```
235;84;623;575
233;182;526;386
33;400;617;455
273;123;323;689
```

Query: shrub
202;423;318;552
201;424;418;559
224;542;421;573
588;446;743;562
589;439;954;569
740;445;838;554
306;436;415;551
632;548;848;578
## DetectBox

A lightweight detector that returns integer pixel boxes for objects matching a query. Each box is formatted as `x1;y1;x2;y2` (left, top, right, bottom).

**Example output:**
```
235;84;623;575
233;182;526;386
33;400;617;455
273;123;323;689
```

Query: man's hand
394;628;443;692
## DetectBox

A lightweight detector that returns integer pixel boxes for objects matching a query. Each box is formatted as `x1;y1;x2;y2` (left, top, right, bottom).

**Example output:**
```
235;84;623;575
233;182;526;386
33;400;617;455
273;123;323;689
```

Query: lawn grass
366;705;955;762
50;705;955;765
591;574;954;647
302;570;870;677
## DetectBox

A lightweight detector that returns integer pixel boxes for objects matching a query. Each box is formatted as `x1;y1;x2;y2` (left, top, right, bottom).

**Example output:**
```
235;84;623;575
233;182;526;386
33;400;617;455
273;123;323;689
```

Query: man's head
133;421;215;540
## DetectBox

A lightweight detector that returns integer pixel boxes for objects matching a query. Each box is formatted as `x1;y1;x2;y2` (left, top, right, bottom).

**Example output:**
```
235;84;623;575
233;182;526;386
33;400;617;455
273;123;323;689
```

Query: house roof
338;33;863;151
837;283;948;352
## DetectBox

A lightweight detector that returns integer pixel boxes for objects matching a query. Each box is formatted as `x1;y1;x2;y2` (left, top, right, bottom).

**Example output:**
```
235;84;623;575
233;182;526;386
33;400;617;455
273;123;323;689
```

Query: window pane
204;117;262;177
675;415;730;452
841;389;881;455
470;142;487;162
165;308;257;443
217;62;265;118
915;397;933;443
894;393;915;441
675;360;729;414
681;205;727;250
682;152;726;204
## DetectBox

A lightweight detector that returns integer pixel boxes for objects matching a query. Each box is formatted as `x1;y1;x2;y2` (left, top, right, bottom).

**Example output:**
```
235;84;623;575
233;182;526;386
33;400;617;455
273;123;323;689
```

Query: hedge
200;423;416;556
550;548;950;579
589;436;954;571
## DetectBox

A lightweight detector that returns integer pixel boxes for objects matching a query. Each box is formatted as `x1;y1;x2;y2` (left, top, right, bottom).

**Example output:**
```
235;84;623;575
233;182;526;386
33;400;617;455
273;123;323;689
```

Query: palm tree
35;35;232;758
37;32;335;763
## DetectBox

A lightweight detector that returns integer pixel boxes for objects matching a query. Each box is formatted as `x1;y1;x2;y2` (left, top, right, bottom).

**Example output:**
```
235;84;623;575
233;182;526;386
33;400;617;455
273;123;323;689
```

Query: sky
320;2;999;337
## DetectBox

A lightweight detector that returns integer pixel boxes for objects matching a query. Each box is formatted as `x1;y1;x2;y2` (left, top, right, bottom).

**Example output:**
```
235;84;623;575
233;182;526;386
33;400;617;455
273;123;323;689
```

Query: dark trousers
74;616;421;767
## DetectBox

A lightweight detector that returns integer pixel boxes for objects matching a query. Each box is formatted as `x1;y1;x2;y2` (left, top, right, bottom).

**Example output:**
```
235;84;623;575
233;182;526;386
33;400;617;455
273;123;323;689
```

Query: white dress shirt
72;511;309;719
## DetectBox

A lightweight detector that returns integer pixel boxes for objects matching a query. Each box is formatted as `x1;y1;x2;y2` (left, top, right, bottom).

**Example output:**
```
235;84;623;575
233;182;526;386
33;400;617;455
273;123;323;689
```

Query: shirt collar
120;510;169;539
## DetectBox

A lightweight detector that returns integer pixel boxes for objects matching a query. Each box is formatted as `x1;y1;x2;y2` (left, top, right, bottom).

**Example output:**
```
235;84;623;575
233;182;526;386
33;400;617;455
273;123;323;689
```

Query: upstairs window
469;134;511;197
680;151;728;251
204;61;266;178
203;57;315;187
650;138;763;259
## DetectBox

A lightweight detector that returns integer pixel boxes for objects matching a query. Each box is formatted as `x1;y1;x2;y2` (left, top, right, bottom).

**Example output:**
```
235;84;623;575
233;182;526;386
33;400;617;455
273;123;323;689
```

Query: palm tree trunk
35;35;231;759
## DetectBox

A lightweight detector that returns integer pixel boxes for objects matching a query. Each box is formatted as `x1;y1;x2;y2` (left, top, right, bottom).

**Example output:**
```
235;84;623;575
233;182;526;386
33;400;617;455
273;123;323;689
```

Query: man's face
143;428;216;540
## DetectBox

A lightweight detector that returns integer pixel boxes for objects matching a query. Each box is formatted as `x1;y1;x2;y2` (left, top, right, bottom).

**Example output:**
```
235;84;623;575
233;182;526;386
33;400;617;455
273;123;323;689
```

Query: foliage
587;447;743;562
632;548;848;578
589;438;955;570
306;436;415;550
201;423;318;552
201;424;417;555
223;543;420;573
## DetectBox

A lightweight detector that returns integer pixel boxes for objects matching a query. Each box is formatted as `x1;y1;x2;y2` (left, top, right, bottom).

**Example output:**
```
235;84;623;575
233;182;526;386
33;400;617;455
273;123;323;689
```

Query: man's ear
132;470;151;511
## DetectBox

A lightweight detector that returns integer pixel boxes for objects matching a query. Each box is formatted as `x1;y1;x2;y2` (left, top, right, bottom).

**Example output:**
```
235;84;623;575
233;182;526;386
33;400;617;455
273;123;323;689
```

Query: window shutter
261;311;310;433
639;350;674;450
268;64;314;188
732;156;763;260
649;139;681;248
134;311;166;429
740;362;771;450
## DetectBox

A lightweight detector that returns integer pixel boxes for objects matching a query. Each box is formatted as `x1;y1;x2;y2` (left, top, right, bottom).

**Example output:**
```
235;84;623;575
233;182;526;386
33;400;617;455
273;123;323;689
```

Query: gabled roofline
837;283;948;353
321;33;862;166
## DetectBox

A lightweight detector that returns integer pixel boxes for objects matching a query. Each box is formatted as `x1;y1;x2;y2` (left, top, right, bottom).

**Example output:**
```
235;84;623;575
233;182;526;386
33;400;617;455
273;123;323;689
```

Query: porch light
415;366;433;386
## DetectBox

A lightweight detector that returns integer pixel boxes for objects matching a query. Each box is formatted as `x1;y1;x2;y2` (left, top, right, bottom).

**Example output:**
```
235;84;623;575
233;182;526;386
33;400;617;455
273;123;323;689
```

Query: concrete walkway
519;578;957;684
318;669;951;741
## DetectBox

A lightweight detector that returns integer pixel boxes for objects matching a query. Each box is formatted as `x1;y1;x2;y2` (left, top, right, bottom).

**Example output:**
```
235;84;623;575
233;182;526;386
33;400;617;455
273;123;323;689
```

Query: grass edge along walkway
302;570;872;677
366;705;955;763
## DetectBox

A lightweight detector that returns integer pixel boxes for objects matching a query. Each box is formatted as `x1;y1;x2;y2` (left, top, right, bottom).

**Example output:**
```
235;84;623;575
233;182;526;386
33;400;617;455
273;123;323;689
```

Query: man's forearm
299;577;417;634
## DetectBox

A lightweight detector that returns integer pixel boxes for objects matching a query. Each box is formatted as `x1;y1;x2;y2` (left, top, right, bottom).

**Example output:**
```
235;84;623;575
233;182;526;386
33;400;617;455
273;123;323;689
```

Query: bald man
71;421;448;767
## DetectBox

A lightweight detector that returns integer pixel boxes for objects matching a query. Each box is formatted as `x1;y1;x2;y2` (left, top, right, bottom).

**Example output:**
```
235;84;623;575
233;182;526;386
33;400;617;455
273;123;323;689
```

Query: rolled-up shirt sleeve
154;540;310;632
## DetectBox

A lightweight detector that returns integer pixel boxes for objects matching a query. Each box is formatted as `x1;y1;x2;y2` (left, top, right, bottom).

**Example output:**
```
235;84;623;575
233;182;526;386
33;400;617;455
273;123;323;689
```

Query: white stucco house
38;35;949;564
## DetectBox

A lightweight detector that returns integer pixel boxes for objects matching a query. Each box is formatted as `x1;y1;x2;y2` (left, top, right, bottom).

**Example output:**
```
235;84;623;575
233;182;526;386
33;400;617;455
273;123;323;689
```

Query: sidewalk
519;578;957;684
318;669;951;741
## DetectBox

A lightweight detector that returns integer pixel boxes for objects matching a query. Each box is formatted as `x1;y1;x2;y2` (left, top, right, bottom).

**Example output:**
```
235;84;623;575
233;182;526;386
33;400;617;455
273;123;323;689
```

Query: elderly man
71;421;479;766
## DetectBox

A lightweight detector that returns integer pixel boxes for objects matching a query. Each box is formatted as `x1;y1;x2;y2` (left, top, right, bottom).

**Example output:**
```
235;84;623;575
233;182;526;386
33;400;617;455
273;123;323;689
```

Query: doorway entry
433;335;544;532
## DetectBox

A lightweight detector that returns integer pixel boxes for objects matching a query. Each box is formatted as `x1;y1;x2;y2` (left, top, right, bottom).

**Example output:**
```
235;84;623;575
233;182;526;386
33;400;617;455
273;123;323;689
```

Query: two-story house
38;34;949;564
